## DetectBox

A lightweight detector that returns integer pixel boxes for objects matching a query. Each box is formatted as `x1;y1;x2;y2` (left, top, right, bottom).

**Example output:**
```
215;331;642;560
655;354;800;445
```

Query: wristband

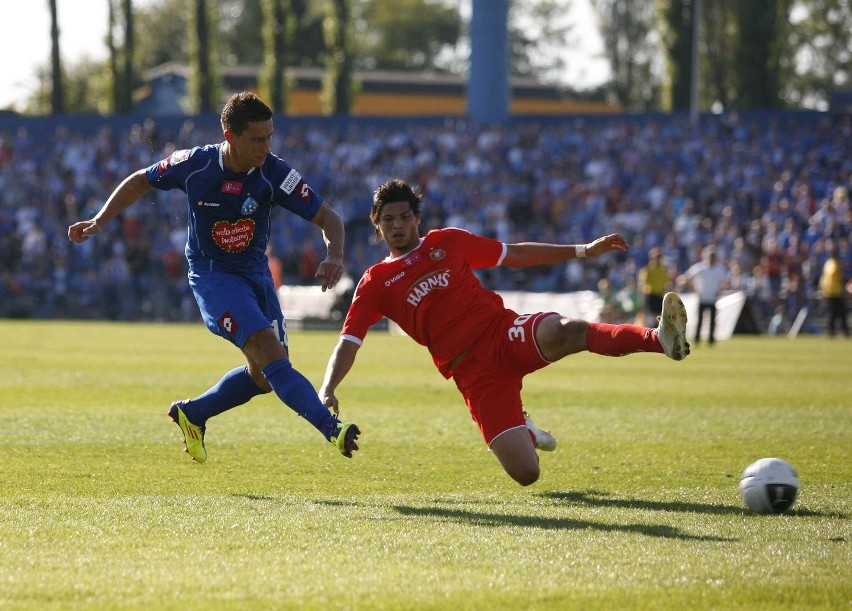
576;244;586;258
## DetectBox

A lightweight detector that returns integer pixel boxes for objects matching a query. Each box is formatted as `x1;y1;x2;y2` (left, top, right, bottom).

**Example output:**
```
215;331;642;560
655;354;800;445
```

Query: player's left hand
586;233;629;257
68;219;101;243
319;388;340;415
315;255;344;292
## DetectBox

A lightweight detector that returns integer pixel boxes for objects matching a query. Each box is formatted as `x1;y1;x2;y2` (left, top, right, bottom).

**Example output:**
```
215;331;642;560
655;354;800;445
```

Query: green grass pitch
0;320;849;609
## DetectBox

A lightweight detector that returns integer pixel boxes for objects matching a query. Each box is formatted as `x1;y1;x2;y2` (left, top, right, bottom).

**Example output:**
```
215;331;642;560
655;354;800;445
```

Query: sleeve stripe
340;334;363;346
495;242;508;266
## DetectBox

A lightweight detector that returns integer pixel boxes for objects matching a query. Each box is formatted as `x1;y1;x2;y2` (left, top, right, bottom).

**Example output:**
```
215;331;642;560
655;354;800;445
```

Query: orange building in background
137;63;621;117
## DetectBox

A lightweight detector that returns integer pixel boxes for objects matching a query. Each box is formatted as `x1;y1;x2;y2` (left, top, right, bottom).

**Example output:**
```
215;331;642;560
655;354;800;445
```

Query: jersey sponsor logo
197;201;220;207
241;196;258;215
218;312;239;336
279;169;301;194
221;180;244;195
385;271;406;287
157;149;189;174
157;149;191;174
428;248;446;261
212;218;256;253
403;252;422;267
406;269;451;306
172;149;190;163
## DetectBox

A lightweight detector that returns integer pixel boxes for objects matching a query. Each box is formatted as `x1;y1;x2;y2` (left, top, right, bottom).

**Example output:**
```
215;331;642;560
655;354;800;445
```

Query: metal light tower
467;0;510;124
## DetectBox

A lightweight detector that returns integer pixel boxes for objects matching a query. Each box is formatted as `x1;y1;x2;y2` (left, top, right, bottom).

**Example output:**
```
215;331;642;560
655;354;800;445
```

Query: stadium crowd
0;111;849;334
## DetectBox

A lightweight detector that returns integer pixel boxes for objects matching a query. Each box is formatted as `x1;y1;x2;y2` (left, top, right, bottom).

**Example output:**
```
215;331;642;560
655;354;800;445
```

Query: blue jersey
145;143;323;274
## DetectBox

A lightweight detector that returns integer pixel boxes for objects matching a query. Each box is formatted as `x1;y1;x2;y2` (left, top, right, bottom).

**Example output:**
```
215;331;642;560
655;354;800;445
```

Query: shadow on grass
230;493;278;502
390;504;732;541
539;490;845;518
311;500;730;541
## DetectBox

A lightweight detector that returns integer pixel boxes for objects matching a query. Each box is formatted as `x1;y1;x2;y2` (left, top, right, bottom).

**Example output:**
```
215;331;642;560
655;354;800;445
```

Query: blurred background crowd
1;110;849;334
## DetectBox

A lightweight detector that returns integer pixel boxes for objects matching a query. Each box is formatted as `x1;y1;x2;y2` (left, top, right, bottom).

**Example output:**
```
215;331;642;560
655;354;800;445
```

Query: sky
0;0;608;112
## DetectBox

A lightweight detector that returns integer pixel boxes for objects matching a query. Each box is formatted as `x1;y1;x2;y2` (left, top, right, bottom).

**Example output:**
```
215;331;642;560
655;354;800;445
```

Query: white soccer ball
739;457;800;513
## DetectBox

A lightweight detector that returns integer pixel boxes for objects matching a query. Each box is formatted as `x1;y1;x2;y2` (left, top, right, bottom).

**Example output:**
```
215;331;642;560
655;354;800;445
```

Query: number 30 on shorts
507;314;533;342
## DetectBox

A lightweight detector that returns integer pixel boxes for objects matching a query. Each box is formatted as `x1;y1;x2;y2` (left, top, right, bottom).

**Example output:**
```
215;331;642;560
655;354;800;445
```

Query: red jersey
341;228;509;378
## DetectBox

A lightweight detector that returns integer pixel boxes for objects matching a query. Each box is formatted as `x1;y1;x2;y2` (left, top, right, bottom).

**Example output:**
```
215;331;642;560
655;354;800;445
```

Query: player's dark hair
370;178;422;239
220;92;273;135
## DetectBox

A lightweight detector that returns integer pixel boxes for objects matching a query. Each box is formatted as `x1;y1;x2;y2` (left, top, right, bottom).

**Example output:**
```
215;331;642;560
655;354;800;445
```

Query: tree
48;0;64;113
188;0;222;113
511;1;572;80
701;0;734;110
119;0;136;112
107;0;122;112
260;0;290;113
783;0;851;109
26;58;113;115
134;0;191;67
593;0;662;109
731;0;790;109
356;0;461;71
288;0;327;67
661;0;695;111
323;0;357;115
219;0;265;66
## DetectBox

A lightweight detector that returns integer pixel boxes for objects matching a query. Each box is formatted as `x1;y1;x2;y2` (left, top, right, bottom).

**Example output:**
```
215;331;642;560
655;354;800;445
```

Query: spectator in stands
266;245;283;290
679;246;728;346
319;178;690;487
67;91;359;463
0;108;847;338
635;247;670;326
819;242;849;337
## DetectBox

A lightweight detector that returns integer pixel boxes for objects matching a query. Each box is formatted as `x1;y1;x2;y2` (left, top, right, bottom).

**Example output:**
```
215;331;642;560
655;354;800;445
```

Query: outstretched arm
311;202;345;291
67;169;153;243
502;233;629;268
319;338;361;414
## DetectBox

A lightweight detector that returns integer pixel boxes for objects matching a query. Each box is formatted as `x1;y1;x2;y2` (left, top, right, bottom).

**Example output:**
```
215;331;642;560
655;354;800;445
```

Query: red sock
585;322;663;356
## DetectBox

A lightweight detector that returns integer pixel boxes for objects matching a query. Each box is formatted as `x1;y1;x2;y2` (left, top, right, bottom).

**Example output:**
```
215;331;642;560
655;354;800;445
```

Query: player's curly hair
370;178;422;239
220;92;273;135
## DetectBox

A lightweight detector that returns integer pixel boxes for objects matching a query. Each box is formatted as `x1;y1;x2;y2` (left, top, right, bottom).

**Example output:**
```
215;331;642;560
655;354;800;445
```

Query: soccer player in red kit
320;178;689;486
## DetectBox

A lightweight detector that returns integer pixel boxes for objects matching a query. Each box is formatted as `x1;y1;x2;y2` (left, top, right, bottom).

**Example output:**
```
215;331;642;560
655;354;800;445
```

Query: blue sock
262;359;338;440
183;366;265;425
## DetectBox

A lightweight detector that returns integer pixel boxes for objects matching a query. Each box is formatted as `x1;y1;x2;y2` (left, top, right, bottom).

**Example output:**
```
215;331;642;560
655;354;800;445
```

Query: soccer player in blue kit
68;92;360;462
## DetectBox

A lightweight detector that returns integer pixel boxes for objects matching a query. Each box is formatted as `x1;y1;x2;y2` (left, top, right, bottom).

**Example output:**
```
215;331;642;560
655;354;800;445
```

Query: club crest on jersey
428;248;446;261
241;196;259;214
212;218;255;253
406;269;451;306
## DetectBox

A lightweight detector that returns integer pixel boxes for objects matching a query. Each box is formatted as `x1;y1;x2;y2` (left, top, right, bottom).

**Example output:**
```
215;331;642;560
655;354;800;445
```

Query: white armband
576;244;587;258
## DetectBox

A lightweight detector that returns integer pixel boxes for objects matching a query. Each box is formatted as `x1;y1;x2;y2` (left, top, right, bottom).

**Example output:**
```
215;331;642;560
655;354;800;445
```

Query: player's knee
508;463;540;487
556;318;588;355
247;365;273;392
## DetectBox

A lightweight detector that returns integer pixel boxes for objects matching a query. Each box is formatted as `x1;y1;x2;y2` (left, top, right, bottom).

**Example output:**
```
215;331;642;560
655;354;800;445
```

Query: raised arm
311;201;345;291
502;233;628;268
319;338;361;415
67;169;153;243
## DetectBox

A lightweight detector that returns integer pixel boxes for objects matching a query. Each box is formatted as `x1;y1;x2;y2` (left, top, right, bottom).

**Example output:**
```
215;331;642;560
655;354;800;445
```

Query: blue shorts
188;268;288;350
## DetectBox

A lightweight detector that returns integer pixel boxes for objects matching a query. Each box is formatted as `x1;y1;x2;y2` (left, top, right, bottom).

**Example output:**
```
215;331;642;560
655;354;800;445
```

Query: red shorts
451;311;555;446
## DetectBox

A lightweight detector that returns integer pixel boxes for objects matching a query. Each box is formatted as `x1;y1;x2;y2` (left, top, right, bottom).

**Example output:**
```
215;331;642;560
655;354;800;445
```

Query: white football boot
524;411;557;451
656;292;690;361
